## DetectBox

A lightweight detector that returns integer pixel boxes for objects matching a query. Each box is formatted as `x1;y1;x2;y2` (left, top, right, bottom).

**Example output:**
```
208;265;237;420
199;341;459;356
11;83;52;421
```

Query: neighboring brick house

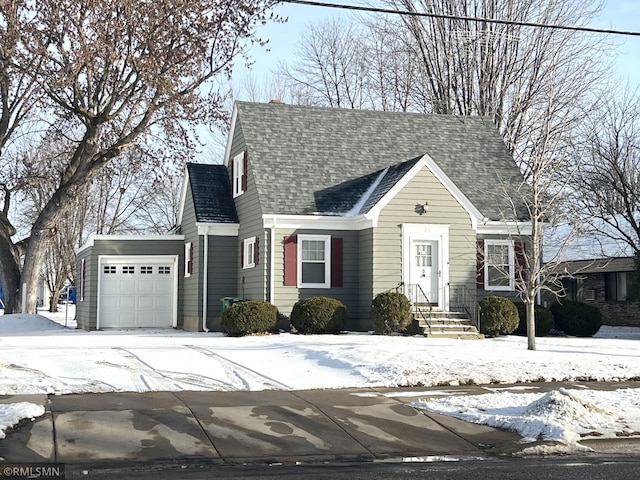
555;257;640;327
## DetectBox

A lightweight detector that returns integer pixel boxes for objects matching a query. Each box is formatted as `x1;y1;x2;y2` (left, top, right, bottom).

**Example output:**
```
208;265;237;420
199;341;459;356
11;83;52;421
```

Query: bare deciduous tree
572;89;640;298
0;0;277;313
278;18;370;109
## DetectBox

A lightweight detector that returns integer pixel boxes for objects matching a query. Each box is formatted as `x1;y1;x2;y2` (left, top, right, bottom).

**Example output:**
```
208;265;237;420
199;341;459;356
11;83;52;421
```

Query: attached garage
75;235;185;331
98;256;178;328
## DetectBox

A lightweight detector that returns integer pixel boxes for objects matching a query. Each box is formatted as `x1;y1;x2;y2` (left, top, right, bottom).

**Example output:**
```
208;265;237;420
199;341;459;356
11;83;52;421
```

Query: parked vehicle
58;286;76;304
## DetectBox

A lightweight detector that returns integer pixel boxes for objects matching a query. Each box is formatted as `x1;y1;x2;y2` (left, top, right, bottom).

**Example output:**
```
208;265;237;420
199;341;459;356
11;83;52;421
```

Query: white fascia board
176;165;190;227
197;222;240;236
78;234;186;253
477;221;533;236
364;154;484;231
222;104;239;167
262;214;374;231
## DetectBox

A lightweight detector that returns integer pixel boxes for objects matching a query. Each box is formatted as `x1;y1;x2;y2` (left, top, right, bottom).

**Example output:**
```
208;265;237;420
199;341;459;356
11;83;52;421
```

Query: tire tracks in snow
185;345;291;390
108;347;237;391
1;362;119;393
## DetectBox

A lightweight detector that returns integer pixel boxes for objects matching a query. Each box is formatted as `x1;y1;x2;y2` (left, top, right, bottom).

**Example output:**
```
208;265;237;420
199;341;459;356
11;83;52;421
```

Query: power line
282;0;640;37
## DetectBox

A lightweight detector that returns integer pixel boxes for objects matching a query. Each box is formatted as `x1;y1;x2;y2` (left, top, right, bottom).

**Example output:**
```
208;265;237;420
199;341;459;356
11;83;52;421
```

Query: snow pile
412;387;640;454
0;403;45;439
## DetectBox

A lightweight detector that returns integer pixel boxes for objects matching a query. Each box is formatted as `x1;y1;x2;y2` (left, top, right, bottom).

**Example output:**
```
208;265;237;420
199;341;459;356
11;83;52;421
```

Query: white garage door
99;256;176;328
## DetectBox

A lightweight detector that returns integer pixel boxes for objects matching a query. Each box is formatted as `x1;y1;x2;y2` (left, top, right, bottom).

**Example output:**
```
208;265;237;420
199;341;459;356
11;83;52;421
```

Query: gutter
270;221;275;304
202;232;210;332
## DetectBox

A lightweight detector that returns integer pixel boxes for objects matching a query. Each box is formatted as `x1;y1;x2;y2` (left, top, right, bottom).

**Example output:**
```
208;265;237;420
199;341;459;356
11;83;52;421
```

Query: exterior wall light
415;202;429;215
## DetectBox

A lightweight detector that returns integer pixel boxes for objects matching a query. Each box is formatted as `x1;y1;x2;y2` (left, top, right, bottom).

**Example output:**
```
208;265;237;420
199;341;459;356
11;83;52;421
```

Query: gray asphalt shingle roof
235;102;529;221
187;163;238;224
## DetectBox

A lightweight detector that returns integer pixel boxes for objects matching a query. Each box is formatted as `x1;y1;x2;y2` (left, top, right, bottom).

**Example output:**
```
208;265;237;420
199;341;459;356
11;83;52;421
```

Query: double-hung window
298;235;331;288
484;240;515;291
232;152;245;197
243;237;256;269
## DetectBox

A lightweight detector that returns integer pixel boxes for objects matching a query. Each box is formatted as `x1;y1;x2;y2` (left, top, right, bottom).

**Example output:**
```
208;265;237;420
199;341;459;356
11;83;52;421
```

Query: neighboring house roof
186;163;238;224
230;102;529;221
556;257;636;275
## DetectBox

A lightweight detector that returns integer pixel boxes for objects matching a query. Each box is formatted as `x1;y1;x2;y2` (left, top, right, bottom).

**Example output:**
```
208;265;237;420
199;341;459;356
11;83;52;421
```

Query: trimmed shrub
220;300;278;337
370;291;413;334
549;301;602;337
479;296;519;337
513;302;555;337
290;296;348;334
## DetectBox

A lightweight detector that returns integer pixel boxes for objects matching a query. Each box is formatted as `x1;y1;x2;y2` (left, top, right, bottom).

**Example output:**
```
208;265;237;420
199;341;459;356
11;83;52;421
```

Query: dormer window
232;151;247;197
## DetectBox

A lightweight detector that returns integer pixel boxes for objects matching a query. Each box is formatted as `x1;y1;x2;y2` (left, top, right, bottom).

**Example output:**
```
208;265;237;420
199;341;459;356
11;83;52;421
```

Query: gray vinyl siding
76;237;184;331
230;121;267;302
373;167;477;296
357;228;375;330
205;235;238;330
181;184;203;323
76;247;95;331
272;228;361;328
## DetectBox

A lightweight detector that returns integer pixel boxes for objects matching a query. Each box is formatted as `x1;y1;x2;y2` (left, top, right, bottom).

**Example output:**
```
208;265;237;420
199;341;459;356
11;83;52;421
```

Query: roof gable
185;163;238;224
228;102;529;221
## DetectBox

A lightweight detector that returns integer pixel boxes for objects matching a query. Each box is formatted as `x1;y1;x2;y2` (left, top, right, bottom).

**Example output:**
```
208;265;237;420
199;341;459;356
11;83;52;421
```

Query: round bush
290;296;348;334
513;302;555;337
479;296;519;337
220;300;278;337
370;291;413;334
549;301;602;337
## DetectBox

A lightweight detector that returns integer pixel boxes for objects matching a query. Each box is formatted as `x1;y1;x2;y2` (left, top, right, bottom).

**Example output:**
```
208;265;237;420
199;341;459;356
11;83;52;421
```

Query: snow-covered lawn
1;306;640;453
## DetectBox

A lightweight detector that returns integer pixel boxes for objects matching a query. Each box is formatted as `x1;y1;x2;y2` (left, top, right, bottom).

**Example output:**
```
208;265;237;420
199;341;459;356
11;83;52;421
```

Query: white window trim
298;234;331;289
243;236;256;269
484;239;515;291
184;242;193;278
232;152;245;198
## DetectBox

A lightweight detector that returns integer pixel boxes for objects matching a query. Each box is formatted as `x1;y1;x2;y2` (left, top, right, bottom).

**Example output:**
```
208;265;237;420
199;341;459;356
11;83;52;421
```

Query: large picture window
484;240;514;291
298;235;331;288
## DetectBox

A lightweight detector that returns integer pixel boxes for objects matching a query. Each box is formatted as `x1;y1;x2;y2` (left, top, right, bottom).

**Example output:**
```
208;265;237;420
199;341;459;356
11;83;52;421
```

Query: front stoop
411;310;484;339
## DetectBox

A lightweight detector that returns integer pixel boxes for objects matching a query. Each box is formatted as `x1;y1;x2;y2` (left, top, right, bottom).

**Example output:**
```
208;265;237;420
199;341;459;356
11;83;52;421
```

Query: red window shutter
242;151;248;192
283;235;297;286
240;240;244;267
476;240;485;289
254;237;260;266
230;158;234;187
331;237;343;287
515;241;527;285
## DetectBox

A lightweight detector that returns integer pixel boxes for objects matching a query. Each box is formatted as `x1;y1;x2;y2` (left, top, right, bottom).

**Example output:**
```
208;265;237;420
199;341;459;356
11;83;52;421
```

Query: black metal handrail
387;283;434;329
449;284;480;330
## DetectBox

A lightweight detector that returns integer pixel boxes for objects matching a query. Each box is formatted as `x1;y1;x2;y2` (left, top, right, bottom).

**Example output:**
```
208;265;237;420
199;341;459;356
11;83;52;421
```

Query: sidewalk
1;384;638;471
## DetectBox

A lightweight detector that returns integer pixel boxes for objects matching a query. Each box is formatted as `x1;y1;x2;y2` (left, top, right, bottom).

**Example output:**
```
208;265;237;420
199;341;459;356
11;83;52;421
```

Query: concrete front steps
411;310;484;339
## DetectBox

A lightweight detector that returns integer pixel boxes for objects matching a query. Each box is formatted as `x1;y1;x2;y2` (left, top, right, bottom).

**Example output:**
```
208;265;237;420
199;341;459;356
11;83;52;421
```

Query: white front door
411;240;438;305
402;224;450;310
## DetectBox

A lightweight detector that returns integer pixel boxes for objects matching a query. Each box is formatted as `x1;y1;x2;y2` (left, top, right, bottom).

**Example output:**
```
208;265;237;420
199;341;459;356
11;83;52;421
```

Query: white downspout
270;221;276;304
202;231;210;332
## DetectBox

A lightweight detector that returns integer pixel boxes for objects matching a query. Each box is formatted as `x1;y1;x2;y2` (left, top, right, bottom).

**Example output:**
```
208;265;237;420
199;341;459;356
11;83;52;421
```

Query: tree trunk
20;229;51;314
0;242;22;314
526;295;536;351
